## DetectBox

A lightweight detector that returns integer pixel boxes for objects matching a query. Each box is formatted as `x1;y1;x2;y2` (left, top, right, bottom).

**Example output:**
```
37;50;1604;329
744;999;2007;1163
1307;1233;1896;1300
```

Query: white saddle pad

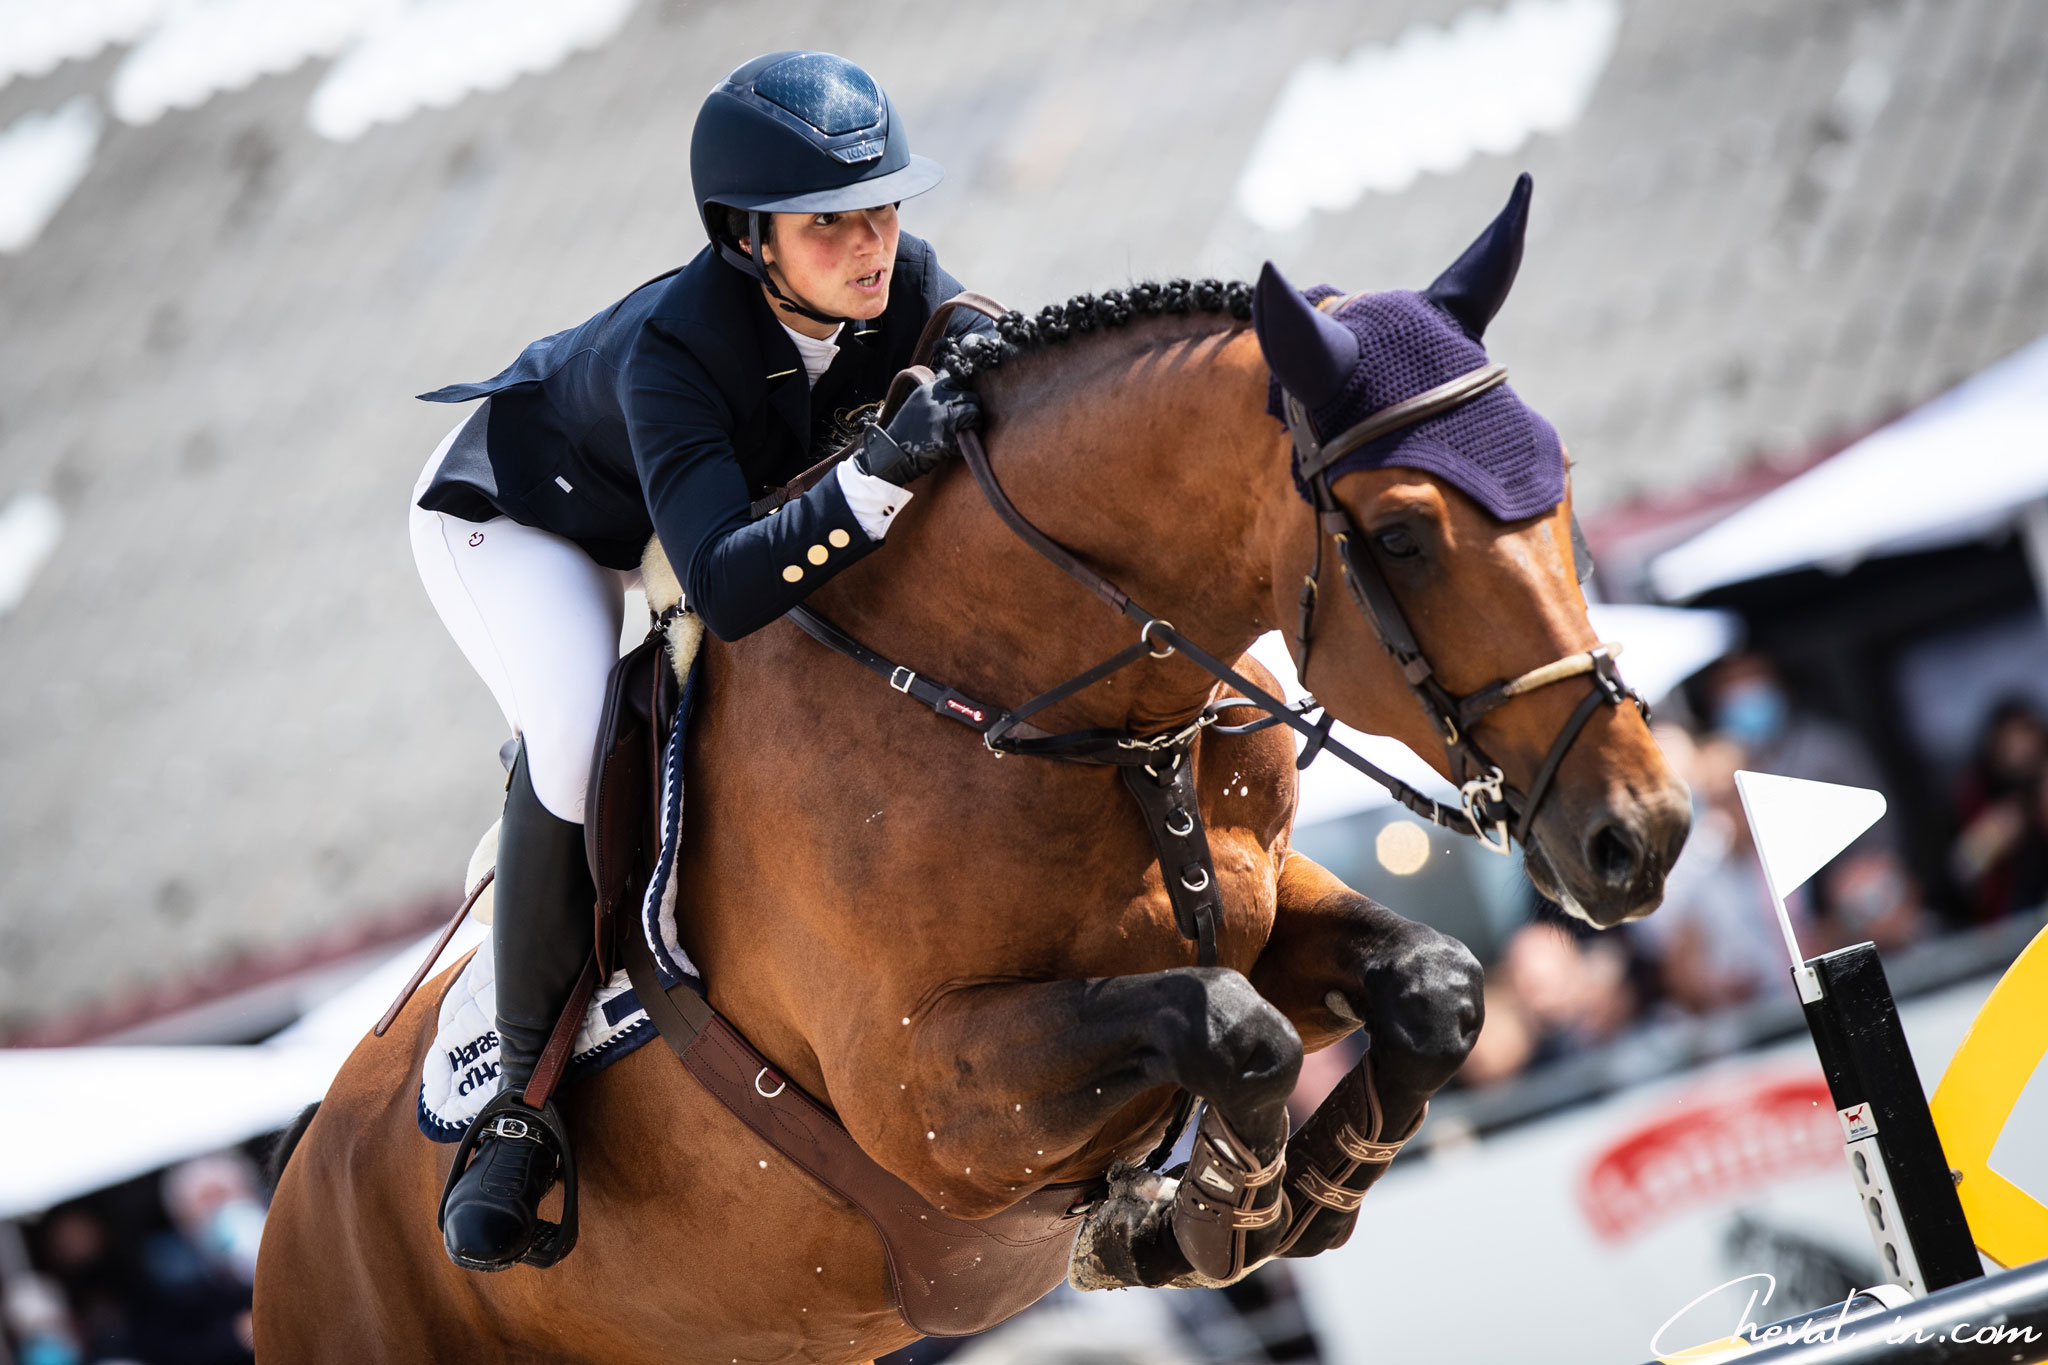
416;936;654;1142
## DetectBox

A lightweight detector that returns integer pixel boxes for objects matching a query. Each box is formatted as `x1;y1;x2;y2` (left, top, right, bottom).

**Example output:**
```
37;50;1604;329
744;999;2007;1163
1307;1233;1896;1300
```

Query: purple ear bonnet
1265;291;1564;521
1255;173;1564;522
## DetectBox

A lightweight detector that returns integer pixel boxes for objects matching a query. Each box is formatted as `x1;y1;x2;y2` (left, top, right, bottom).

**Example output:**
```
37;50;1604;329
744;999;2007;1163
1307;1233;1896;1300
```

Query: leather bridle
774;289;1645;1170
1279;293;1646;851
785;290;1646;878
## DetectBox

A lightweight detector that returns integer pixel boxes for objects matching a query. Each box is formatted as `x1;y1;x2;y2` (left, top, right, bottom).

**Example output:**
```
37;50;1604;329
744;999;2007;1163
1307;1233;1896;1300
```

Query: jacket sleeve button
806;544;829;565
782;564;804;583
828;528;851;549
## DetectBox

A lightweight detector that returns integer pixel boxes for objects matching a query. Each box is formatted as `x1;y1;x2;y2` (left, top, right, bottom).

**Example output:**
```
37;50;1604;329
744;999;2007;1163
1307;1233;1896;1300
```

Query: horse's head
1255;176;1688;926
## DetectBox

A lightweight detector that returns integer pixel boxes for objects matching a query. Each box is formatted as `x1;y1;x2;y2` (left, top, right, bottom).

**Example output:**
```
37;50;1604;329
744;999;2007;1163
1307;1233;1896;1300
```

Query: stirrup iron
438;1089;580;1269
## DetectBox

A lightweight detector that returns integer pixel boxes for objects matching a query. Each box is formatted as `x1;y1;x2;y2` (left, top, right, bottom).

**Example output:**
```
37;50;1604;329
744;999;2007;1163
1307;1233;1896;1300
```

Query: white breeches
409;417;636;823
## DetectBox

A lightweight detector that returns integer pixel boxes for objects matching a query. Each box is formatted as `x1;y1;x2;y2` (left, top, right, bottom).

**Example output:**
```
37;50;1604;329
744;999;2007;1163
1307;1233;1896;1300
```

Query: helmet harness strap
741;209;854;329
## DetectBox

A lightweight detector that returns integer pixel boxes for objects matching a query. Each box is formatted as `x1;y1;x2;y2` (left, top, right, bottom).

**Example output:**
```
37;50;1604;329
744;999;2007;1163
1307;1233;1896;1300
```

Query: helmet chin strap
724;209;853;329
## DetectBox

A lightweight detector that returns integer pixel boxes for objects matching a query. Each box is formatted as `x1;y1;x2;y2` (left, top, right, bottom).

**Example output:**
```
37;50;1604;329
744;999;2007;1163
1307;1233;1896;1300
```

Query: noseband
1280;298;1645;851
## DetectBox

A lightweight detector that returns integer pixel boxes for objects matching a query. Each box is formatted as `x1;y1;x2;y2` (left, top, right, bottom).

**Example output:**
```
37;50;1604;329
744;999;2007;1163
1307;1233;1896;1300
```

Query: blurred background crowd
2;0;2044;1361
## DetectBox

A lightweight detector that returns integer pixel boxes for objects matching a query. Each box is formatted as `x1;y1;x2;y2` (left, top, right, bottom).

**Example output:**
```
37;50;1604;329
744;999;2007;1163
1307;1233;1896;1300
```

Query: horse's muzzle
1524;779;1691;928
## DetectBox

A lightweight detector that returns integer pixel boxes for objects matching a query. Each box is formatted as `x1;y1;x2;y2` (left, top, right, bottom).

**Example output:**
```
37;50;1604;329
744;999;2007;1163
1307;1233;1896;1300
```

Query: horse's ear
1422;171;1532;340
1253;262;1360;409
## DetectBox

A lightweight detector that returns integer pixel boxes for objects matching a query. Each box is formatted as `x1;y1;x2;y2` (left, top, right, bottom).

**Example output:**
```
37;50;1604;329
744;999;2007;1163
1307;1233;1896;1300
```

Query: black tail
265;1102;321;1190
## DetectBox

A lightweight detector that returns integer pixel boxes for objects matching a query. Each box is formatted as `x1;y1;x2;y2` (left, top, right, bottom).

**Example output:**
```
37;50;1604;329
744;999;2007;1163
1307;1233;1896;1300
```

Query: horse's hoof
1068;1161;1196;1291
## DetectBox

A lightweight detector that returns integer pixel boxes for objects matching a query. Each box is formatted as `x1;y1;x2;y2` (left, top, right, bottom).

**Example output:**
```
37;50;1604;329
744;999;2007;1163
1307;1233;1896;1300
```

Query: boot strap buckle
487;1114;537;1142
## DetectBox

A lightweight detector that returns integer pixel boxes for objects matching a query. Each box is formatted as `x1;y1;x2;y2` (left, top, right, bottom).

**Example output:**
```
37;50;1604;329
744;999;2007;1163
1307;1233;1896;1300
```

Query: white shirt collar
779;321;844;387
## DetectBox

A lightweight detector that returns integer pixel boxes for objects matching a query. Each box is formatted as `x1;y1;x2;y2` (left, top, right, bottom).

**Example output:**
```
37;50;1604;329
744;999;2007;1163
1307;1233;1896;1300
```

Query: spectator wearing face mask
1699;653;1923;951
130;1154;265;1364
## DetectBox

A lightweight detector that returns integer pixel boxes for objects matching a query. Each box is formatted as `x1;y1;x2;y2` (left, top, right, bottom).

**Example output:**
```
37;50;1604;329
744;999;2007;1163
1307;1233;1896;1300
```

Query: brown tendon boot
1273;1050;1426;1258
1171;1105;1289;1284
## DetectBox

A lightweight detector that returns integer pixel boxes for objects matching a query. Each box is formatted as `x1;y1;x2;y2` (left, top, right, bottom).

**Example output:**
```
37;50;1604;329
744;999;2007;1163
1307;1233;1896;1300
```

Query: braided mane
931;278;1255;382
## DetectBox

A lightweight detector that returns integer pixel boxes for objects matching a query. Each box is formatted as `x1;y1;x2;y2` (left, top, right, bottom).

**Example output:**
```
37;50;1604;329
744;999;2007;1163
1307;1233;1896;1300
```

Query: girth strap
620;928;1096;1338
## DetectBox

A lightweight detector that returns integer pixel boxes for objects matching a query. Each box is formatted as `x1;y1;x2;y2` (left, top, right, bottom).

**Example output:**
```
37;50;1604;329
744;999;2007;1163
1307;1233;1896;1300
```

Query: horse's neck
814;324;1290;734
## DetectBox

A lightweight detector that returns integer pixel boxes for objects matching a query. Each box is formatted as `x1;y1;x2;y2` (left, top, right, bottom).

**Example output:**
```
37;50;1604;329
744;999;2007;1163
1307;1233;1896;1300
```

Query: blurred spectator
1699;653;1925;953
127;1155;263;1364
1458;917;1642;1087
1633;726;1801;1012
4;1272;83;1365
161;1158;264;1290
38;1207;141;1363
1950;696;2048;922
1287;1031;1366;1126
1994;763;2048;919
17;1153;269;1365
1701;653;1888;823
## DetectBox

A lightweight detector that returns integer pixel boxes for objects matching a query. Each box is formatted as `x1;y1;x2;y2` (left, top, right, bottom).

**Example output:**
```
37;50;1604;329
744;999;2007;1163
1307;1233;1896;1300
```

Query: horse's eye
1374;526;1421;559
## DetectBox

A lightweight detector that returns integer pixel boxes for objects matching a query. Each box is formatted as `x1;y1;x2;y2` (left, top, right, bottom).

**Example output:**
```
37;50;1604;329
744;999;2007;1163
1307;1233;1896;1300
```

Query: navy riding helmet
691;52;943;322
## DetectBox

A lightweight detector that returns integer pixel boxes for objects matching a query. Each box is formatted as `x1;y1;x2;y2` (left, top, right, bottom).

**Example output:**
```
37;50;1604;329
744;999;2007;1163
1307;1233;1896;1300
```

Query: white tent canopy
0;919;485;1220
1650;333;2048;603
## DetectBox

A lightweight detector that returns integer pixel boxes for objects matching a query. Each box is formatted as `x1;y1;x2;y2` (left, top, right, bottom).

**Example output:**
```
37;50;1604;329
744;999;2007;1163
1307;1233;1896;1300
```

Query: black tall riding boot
440;745;595;1271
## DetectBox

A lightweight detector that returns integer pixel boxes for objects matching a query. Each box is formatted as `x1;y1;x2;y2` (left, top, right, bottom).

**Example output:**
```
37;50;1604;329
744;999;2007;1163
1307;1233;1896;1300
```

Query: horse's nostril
1587;822;1641;890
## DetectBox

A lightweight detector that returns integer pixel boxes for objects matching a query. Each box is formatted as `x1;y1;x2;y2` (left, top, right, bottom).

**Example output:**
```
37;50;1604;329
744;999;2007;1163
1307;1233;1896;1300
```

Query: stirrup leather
1172;1107;1288;1283
438;1089;580;1269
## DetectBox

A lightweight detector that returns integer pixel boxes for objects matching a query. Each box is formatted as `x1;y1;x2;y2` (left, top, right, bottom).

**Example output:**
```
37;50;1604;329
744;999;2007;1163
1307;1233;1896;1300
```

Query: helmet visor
709;154;944;216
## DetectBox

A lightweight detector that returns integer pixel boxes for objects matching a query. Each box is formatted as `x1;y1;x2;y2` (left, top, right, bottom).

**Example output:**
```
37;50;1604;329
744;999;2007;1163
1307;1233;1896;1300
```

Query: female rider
408;51;986;1272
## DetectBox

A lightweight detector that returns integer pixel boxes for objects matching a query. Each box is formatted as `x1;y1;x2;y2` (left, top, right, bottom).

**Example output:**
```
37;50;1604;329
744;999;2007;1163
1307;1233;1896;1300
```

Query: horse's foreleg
890;968;1302;1291
1250;850;1484;1259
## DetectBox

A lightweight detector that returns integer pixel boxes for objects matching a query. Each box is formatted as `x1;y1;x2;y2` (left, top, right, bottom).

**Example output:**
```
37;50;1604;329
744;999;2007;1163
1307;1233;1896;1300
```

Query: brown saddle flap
584;625;677;976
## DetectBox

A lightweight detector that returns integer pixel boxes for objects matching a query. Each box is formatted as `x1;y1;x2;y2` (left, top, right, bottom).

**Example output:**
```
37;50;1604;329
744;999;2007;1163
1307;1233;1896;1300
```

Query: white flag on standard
1733;770;1888;990
1732;770;1888;903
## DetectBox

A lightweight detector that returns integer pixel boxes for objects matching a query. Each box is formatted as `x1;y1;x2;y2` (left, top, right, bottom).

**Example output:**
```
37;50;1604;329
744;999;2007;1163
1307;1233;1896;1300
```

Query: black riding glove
854;374;983;487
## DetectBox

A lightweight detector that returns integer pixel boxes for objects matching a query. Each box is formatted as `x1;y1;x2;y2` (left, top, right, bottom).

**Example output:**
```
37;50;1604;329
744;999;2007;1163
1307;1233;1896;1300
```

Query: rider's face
755;205;899;336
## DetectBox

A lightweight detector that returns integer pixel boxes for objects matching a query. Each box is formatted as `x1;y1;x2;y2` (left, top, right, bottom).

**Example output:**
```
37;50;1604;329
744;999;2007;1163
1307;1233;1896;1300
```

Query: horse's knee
1354;928;1483;1077
1169;968;1303;1123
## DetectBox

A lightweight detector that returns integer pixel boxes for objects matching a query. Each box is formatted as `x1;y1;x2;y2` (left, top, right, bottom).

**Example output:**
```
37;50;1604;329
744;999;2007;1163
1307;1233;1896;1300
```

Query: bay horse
255;180;1688;1362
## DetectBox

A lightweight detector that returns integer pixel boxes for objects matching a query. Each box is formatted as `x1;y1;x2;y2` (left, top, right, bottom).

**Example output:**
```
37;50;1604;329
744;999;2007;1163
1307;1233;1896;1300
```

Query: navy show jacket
418;233;982;640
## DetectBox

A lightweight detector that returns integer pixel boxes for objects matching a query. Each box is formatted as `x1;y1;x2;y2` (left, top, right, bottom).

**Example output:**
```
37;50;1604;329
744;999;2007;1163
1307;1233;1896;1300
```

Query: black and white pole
1734;772;1983;1296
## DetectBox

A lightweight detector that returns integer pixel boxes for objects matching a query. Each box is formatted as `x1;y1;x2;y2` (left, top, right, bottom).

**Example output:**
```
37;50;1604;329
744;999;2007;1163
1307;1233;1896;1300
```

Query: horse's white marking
927;1130;935;1139
901;1017;909;1025
867;809;884;823
757;1160;766;1168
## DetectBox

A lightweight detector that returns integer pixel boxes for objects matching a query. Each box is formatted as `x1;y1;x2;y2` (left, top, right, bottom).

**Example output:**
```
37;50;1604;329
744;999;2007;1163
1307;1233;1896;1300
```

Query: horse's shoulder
1198;651;1301;848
